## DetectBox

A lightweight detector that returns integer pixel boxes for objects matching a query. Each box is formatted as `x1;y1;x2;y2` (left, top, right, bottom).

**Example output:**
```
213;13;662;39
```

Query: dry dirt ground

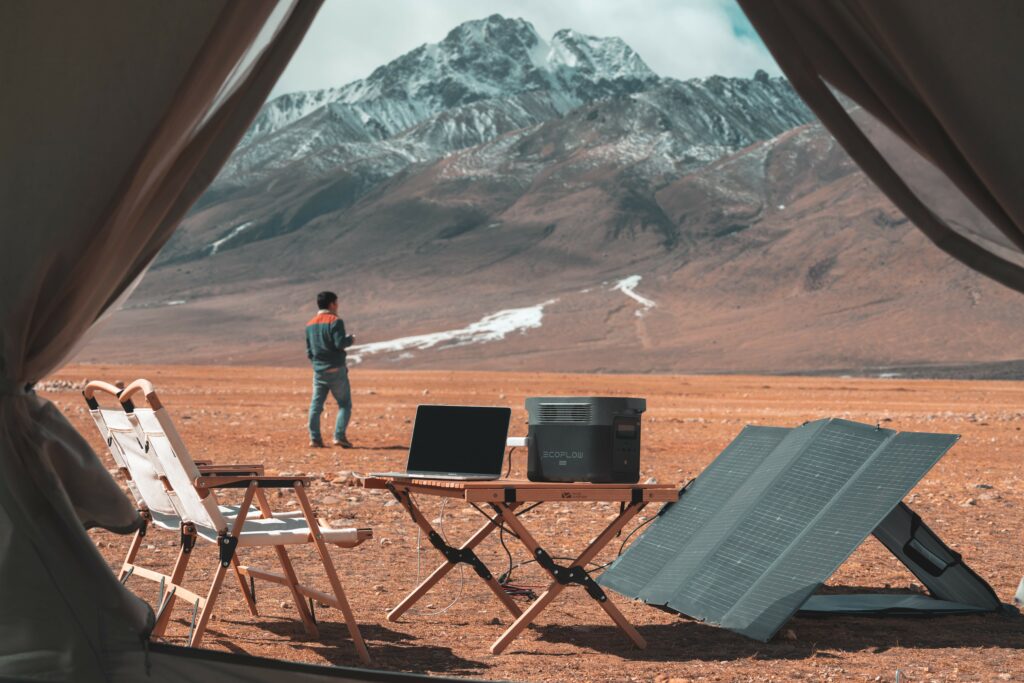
43;364;1024;682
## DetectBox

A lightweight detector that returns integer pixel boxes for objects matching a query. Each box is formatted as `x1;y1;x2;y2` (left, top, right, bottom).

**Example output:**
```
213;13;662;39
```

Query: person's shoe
333;436;353;449
309;438;325;448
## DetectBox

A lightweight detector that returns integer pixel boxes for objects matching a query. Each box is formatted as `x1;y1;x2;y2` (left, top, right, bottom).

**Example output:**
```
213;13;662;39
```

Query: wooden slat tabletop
360;477;679;503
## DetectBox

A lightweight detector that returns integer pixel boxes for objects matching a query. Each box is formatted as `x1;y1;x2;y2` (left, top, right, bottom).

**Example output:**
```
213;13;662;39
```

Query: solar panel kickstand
869;501;1001;612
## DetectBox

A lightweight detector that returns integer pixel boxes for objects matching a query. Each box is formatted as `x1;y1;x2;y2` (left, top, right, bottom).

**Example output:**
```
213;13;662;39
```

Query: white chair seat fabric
194;515;362;547
149;505;301;532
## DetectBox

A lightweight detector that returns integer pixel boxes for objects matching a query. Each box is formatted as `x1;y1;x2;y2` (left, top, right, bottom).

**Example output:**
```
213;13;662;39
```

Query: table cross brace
532;547;607;602
426;529;493;580
489;500;648;654
383;482;523;622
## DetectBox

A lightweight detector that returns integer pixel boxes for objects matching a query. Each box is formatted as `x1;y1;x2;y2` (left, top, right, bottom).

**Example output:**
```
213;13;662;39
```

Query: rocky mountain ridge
159;15;812;264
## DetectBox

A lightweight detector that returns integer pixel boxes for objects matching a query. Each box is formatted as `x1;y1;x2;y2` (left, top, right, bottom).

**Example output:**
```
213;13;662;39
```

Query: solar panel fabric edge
598;425;791;601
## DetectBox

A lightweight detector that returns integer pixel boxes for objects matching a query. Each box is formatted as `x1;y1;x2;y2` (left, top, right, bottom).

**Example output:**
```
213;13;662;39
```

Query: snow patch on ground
348;299;557;364
165;300;187;306
612;275;656;316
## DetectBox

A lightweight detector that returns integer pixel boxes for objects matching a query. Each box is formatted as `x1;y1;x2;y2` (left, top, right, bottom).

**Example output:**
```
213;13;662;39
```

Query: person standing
306;291;355;448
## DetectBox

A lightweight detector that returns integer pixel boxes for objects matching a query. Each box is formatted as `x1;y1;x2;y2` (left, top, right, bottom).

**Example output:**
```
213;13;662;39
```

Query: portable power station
525;397;645;483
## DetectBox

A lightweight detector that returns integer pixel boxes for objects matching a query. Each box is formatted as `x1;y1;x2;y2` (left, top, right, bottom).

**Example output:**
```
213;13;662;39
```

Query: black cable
465;500;540;586
592;478;697;570
499;555;608;583
468;502;521;539
467;500;543;536
504;446;516;478
515;501;543;516
498;521;513;584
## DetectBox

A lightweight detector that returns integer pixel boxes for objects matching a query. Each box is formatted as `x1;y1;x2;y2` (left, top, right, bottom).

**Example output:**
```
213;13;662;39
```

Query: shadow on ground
204;617;491;675
529;610;1024;661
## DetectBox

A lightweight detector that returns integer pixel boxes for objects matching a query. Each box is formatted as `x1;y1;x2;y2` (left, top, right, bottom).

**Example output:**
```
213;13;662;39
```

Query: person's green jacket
305;310;353;373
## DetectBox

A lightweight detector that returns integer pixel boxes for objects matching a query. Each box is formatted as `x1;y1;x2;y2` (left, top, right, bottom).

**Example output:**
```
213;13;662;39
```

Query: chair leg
118;520;147;581
190;485;256;648
189;550;232;647
152;528;195;638
254;489;318;636
232;554;259;617
271;546;320;637
295;483;370;664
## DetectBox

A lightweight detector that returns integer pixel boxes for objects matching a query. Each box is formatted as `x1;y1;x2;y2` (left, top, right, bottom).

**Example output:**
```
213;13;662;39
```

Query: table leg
386;485;522;622
490;501;647;654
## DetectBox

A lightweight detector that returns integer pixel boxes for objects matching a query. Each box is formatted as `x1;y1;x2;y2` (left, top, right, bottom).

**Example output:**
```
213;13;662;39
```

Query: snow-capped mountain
166;15;812;263
220;15;665;188
88;15;1024;375
242;16;655;148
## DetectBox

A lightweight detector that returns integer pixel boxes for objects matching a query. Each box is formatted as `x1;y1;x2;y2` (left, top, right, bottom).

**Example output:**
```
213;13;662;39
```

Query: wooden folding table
361;477;678;654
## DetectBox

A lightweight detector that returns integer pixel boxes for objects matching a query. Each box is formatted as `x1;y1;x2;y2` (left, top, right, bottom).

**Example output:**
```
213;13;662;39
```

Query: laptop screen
407;405;511;475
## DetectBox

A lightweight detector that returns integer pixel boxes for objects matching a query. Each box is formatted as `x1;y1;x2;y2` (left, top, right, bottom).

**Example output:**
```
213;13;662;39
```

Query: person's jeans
308;367;352;442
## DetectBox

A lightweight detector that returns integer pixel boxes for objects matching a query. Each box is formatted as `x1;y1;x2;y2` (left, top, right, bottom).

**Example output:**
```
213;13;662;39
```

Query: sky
269;0;779;97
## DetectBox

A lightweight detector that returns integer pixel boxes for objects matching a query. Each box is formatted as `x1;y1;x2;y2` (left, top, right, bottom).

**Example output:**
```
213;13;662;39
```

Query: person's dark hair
317;291;338;310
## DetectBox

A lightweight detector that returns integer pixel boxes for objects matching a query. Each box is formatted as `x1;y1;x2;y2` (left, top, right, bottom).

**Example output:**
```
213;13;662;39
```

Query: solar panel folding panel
599;418;999;641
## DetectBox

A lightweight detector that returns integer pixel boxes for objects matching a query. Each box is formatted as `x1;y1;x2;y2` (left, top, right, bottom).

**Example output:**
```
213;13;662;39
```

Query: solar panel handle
904;539;949;577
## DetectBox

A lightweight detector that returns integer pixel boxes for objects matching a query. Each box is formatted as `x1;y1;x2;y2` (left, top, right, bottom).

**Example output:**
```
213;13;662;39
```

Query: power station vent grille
537;403;592;424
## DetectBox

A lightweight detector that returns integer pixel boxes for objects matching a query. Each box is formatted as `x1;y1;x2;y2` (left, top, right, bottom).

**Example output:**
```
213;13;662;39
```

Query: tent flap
0;1;323;679
737;0;1024;293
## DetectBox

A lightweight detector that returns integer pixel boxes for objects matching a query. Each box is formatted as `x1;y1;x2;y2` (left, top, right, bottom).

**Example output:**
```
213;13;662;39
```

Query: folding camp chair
84;381;304;612
88;379;372;663
84;381;287;591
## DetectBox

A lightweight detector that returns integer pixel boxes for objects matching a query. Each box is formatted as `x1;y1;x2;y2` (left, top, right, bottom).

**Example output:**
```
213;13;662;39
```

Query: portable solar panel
599;425;789;599
598;418;1000;642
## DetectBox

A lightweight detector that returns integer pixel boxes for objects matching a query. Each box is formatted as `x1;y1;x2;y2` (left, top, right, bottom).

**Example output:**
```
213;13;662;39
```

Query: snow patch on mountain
348;299;557;363
613;275;656;316
208;221;254;255
548;29;655;82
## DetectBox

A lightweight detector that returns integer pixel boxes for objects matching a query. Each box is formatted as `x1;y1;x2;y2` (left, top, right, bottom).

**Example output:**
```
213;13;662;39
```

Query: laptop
370;404;511;481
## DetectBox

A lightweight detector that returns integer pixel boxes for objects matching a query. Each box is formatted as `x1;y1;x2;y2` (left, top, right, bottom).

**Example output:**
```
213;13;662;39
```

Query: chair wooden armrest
197;463;266;476
195;475;313;490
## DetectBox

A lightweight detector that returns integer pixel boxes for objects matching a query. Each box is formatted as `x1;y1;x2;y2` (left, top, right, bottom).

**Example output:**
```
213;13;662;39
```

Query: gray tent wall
737;1;1024;292
736;0;1024;606
112;645;493;683
0;1;354;680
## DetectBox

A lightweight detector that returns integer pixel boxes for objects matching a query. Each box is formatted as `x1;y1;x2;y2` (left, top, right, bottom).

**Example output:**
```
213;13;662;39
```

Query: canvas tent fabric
736;1;1024;294
598;419;999;642
736;0;1024;618
121;644;490;683
0;1;324;679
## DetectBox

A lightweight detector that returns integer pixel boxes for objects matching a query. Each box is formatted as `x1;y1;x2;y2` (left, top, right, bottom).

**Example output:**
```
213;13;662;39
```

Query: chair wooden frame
362;476;678;654
85;381;270;603
87;379;372;664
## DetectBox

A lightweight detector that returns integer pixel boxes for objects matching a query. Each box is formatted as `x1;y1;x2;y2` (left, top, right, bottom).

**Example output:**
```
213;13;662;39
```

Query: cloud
270;0;779;97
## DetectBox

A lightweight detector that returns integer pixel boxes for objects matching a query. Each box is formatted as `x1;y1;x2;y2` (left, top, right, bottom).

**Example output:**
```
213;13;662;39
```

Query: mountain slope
77;15;1024;373
85;118;1024;373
